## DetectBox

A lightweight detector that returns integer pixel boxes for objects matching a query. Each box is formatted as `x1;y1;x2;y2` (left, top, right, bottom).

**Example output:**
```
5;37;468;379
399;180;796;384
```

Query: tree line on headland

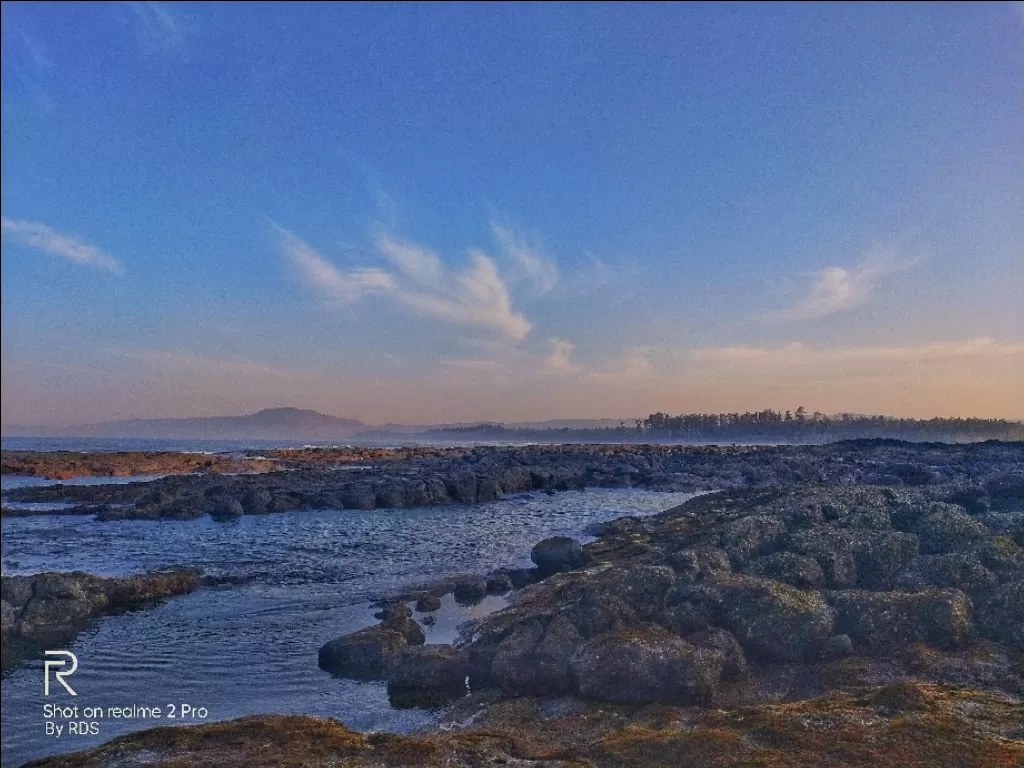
428;407;1024;443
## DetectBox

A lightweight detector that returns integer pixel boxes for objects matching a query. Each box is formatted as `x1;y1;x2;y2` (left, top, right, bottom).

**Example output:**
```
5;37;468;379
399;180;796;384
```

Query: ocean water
1;436;382;453
0;436;544;453
0;487;695;766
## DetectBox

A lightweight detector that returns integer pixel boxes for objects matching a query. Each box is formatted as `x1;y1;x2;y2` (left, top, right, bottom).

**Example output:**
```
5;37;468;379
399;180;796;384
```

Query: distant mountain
14;408;368;440
3;410;639;441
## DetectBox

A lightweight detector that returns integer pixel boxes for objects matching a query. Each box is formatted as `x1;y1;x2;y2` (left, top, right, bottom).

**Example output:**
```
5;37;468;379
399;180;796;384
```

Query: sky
1;2;1022;428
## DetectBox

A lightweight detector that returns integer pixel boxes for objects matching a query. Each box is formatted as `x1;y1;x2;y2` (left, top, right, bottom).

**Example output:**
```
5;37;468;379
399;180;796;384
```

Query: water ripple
1;488;694;765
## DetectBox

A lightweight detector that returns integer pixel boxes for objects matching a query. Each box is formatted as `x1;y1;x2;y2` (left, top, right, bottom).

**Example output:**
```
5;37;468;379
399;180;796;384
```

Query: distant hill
366;418;637;434
13;408;368;440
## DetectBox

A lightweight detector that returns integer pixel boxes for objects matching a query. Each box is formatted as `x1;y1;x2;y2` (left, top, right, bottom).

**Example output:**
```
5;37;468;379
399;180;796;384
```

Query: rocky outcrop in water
315;483;1023;715
15;479;1024;767
1;569;204;672
3;441;1021;523
443;485;1023;707
318;603;426;679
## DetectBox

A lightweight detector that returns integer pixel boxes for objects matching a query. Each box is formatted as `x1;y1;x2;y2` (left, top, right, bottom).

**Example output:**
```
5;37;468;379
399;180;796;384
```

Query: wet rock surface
1;569;204;672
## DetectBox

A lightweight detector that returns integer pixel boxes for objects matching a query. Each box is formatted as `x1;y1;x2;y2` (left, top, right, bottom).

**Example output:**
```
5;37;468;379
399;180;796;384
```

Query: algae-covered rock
746;552;825;589
571;625;723;704
832;588;973;651
973;580;1024;648
718;576;835;662
914;504;991;555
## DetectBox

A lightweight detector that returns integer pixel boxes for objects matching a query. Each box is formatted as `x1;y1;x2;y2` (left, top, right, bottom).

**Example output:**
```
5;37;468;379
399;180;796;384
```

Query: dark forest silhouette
429;408;1023;443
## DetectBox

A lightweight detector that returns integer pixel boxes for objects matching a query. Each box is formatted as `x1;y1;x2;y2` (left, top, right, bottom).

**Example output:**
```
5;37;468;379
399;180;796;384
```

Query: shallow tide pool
1;487;695;766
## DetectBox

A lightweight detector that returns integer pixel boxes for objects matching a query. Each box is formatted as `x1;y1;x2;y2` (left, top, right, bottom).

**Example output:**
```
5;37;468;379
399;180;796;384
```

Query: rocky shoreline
314;484;1022;707
1;569;213;672
21;477;1023;767
3;440;1021;522
1;451;275;480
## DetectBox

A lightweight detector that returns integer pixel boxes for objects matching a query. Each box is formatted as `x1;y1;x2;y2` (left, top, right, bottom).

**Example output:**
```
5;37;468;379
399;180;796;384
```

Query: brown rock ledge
22;683;1024;767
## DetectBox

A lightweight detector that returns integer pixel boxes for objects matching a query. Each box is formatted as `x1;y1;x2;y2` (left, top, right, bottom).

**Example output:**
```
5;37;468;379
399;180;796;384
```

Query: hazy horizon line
3;405;1022;434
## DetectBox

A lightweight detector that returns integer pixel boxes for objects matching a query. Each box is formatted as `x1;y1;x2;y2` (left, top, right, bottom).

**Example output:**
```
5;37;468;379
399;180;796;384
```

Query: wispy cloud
491;222;559;295
1;218;124;274
126;1;185;56
276;224;393;301
1;14;55;111
277;225;531;340
544;338;582;373
777;252;922;321
691;337;1024;368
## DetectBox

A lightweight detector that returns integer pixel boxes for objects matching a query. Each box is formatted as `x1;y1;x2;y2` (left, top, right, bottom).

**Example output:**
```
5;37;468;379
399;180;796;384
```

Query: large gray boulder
318;626;409;679
666;546;733;582
485;614;585;696
746;552;825;589
488;619;547;695
604;565;676;620
973;581;1024;648
786;528;860;588
209;497;244;522
531;536;587;576
240;488;272;515
385;645;470;707
453;576;489;605
530;615;584;694
717;515;787;566
913;504;990;555
686;627;747;679
570;625;723;704
318;611;424;679
718;576;835;662
832;588;973;651
562;588;639;639
894;554;997;595
851;531;921;589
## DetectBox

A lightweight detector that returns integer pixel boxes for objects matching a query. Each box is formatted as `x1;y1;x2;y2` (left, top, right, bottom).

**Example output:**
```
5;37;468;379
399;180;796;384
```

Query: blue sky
2;2;1021;426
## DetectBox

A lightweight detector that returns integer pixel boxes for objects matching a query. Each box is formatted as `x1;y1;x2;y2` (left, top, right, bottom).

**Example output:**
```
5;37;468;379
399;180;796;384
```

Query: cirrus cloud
276;224;531;341
777;252;923;321
1;217;124;274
